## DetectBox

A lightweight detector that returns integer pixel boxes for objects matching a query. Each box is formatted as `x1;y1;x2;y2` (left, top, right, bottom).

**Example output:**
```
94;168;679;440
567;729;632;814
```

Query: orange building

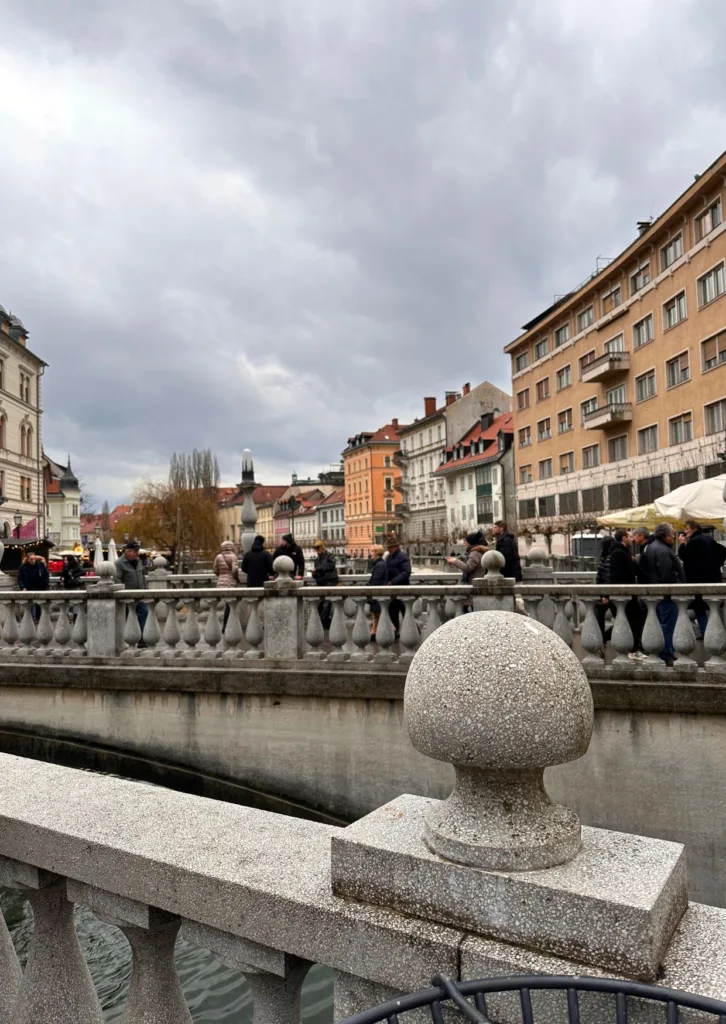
343;419;408;556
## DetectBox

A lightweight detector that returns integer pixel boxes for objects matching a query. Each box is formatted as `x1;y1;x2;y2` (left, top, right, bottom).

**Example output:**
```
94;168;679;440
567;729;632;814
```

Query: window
661;233;683;271
517;388;530;410
604;333;625;354
459;477;466;491
515;351;529;373
519;464;533;484
519;498;536;519
635;369;656;403
384;456;391;468
20;476;31;503
705;461;724;479
534;338;549;361
698;263;725;307
537;417;551;441
554;324;570;347
579;350;596;376
447;479;454;495
468;475;473;490
558;408;573;433
705;398;726;435
609;482;633;509
666;351;690;388
385;499;393;513
556;365;571;390
384;476;392;491
663;291;687;330
19;373;31;404
702;330;726;370
669;412;693;445
20;424;33;458
539;458;553;480
633;314;654;349
638;475;664;505
637;425;658;454
559;491;578;515
559;451;574;475
670;468;698;490
608;435;629;462
605;384;627;406
577;306;594;332
538;495;556;517
630;262;650;295
582;486;604;513
580;397;598;420
535;378;550;402
518;426;531;448
0;360;3;390
695;198;722;242
602;285;622;313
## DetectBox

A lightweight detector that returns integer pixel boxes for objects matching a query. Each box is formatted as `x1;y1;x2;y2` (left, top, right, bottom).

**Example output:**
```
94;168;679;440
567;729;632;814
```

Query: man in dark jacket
115;541;149;646
386;538;411;634
241;535;274;587
311;539;339;630
681;520;726;636
642;523;685;664
18;552;49;625
631;527;652;583
273;533;305;578
493;521;522;582
608;529;646;659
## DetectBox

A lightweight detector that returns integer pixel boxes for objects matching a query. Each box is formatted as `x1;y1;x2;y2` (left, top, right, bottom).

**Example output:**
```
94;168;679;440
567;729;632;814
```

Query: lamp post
14;512;22;540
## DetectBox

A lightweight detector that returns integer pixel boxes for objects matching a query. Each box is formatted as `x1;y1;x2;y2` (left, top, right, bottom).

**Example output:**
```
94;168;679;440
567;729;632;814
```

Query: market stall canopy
597;475;726;530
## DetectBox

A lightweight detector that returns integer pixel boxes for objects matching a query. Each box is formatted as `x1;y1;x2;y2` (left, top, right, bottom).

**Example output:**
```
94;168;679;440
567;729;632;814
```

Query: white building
0;307;46;543
318;488;346;559
435;412;515;543
45;456;82;550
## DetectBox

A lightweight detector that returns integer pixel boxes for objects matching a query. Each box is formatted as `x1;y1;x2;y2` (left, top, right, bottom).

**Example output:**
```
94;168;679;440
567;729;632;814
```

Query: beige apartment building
506;150;726;552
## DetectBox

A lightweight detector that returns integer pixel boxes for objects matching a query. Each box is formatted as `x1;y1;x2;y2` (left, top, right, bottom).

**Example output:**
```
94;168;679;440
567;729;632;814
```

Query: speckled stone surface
404;612;593;870
330;794;688;980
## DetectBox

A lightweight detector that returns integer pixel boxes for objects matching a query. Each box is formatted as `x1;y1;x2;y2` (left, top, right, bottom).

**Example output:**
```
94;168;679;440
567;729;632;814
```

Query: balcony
580;351;630;384
582;402;633;430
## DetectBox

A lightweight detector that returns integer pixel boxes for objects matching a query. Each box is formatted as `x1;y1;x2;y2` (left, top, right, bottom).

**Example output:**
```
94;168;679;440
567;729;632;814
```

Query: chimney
462;382;471;396
637;220;652;236
391;418;399;429
445;391;457;406
424;396;437;417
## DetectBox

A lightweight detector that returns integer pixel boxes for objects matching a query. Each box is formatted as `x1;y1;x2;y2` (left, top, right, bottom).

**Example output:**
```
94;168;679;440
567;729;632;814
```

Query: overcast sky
1;0;725;505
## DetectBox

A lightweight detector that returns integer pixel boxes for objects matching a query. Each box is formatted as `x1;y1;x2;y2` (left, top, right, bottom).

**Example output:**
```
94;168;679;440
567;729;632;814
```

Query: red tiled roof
368;422;408;443
319;488;345;506
434;413;514;475
219;484;289;507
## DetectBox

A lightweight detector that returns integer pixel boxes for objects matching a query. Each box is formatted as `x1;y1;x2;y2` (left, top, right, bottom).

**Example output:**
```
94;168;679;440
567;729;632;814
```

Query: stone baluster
327;597;348;661
399;595;420;662
222;596;244;657
350;597;372;660
451;595;468;617
552;595;574;648
304;597;325;659
203;597;222;657
704;597;726;672
244;597;264;658
1;599;18;651
17;602;37;654
421;595;442;641
123;599;142;652
674;596;697;669
443;596;456;621
181;596;201;655
580;598;605;666
610;597;634;666
10;876;103;1024
411;595;423;621
140;599;161;657
52;600;73;655
641;597;666;666
373;597;396;662
523;595;542;622
162;598;182;656
35;601;54;654
70;601;87;653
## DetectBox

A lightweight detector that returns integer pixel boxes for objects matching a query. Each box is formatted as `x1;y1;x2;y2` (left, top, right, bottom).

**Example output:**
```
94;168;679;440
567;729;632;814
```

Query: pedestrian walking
273;533;305;578
115;540;149;647
367;545;388;640
642;523;685;665
681;520;726;637
213;540;241;633
608;529;647;659
17;551;49;625
493;521;522;581
311;539;339;631
385;537;411;635
241;535;274;587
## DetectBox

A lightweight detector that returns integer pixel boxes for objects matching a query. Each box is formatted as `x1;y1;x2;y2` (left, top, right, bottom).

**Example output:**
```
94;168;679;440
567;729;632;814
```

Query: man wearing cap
115;540;149;646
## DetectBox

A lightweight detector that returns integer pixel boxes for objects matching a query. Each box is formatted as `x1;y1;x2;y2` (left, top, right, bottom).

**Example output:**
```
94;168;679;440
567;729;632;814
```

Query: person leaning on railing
680;519;726;638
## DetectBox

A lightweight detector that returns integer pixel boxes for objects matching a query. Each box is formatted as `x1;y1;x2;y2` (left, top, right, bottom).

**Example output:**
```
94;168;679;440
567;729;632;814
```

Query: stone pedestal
263;557;302;660
86;564;124;658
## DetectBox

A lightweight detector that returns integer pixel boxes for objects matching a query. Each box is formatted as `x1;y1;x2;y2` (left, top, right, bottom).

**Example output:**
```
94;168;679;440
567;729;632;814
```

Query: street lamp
14;512;22;540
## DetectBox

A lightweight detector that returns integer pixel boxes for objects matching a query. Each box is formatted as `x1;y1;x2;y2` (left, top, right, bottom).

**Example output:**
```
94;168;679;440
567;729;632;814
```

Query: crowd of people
595;521;726;665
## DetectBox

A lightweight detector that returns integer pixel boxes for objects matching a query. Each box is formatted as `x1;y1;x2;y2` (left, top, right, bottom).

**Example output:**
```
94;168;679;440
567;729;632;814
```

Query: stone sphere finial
96;560;115;581
153;556;168;570
528;546;548;565
272;555;295;581
482;549;505;578
405;611;593;871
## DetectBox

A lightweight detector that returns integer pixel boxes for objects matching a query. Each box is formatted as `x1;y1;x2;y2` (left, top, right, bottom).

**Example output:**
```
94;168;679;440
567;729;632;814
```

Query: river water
3;874;335;1022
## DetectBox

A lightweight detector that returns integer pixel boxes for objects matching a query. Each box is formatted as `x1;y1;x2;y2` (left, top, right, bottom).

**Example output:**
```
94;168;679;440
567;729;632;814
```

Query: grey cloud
0;0;724;502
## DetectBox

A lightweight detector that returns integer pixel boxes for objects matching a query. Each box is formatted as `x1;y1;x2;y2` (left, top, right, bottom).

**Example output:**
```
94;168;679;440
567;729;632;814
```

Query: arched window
19;425;26;457
0;416;6;449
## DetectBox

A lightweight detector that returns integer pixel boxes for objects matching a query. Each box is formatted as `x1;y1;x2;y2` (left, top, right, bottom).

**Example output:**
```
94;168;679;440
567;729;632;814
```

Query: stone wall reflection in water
2;889;334;1022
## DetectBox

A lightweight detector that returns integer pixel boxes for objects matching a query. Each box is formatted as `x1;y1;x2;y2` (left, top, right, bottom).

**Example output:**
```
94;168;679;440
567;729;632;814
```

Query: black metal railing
339;975;726;1024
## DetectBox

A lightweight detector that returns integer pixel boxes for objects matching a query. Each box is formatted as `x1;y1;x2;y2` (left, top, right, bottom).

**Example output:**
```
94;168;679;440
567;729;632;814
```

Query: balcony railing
580;351;630;383
582;402;633;429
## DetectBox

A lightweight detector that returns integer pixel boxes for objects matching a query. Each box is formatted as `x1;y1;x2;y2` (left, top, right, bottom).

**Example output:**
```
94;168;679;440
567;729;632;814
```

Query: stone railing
0;610;725;1021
